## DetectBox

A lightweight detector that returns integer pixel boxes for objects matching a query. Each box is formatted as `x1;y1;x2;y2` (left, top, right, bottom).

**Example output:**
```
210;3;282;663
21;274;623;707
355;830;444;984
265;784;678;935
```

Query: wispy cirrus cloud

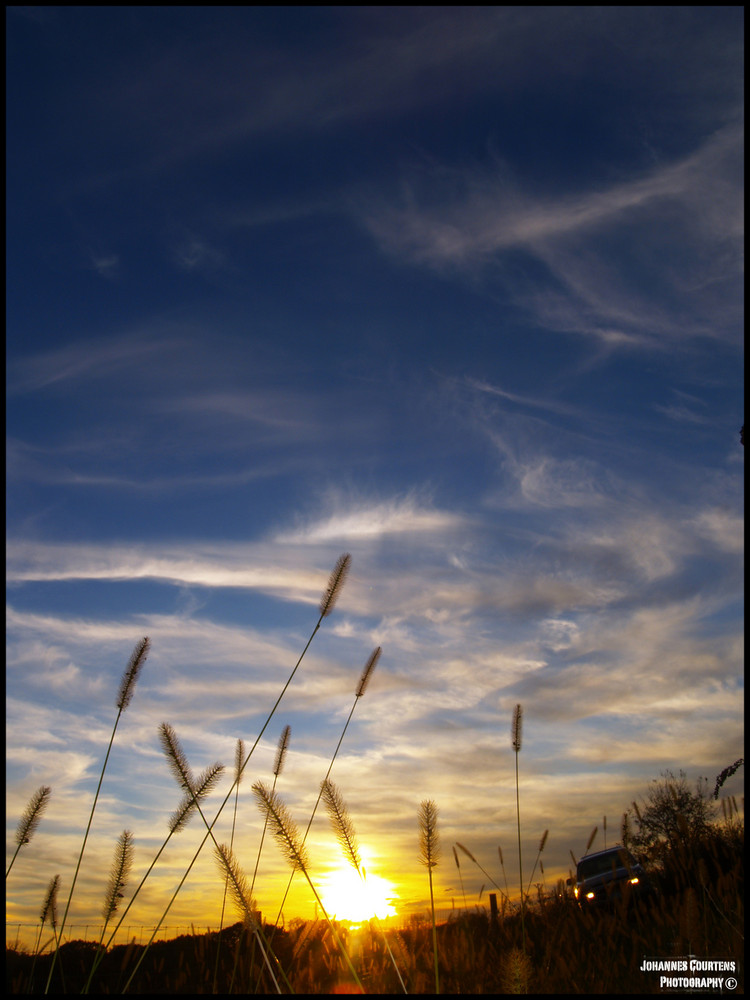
362;122;743;348
275;491;468;544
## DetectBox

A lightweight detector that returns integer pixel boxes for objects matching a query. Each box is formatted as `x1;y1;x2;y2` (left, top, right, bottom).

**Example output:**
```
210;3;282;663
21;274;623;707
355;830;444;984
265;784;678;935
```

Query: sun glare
320;867;398;924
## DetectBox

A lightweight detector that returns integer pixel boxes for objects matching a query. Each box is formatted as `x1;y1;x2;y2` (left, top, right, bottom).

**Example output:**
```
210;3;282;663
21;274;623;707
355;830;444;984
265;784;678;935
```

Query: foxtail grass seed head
214;843;257;925
159;722;194;791
500;946;532;995
234;739;246;785
273;725;291;778
539;829;549;853
16;785;52;847
418;799;441;869
40;874;60;929
356;646;381;698
456;841;477;864
511;703;523;753
453;846;460;869
319;553;351;618
498;846;504;866
169;761;225;834
252;781;309;873
103;830;134;923
116;636;150;711
321;779;361;872
585;826;598;854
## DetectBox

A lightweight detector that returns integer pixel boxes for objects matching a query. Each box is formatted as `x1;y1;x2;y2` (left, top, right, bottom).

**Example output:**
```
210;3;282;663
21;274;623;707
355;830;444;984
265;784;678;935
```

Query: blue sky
6;7;744;943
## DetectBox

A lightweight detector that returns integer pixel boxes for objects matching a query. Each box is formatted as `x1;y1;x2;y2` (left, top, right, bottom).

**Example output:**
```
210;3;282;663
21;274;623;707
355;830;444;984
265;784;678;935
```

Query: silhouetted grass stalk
82;727;226;993
6;785;52;880
455;841;511;905
122;555;350;992
27;875;60;992
245;726;290;994
254;781;364;993
452;846;467;911
213;737;247;995
120;729;287;996
525;829;548;895
44;636;150;995
419;799;441;995
270;646;380;931
213;842;280;993
91;829;134;963
512;703;526;956
322;778;407;993
498;845;510;901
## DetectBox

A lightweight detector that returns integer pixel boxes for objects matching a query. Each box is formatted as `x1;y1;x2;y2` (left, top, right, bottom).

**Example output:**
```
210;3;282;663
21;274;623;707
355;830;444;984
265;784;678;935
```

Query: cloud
89;252;120;278
275;492;468;544
6;333;184;395
171;233;225;272
362;123;743;348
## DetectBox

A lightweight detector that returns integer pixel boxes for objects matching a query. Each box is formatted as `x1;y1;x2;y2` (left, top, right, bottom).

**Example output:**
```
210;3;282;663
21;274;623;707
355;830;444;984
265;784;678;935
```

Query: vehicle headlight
585;891;595;899
629;877;639;885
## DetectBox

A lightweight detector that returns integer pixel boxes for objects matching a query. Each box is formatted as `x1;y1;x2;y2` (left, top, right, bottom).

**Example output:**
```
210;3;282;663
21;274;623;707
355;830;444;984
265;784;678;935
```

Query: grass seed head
419;799;441;869
116;636;150;711
16;785;52;847
273;725;291;778
234;739;246;785
40;874;60;929
512;703;523;753
103;830;134;923
253;781;310;873
356;646;381;698
319;553;351;618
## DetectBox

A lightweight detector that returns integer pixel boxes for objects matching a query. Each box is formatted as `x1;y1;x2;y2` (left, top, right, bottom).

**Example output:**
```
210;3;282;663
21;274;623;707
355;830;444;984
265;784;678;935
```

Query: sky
6;6;744;947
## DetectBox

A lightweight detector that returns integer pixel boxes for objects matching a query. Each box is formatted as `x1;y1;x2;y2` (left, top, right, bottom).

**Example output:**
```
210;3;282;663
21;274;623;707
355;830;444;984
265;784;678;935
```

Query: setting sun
320;867;398;924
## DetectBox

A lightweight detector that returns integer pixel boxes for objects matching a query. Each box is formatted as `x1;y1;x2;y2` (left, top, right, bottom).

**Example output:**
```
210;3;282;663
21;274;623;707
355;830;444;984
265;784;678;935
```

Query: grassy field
7;827;744;994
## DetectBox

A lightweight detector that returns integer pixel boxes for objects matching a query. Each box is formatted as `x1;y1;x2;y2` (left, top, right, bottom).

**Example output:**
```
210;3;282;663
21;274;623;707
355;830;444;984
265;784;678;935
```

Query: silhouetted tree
623;770;716;869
